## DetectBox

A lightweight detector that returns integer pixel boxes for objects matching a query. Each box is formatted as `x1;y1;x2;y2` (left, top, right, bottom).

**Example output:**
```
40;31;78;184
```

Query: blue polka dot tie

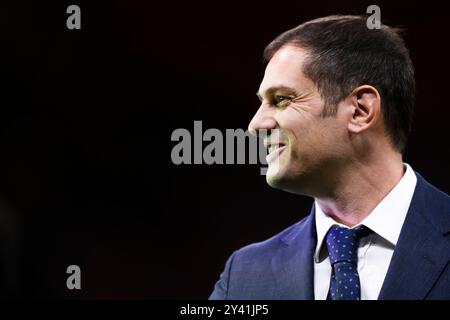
326;225;372;300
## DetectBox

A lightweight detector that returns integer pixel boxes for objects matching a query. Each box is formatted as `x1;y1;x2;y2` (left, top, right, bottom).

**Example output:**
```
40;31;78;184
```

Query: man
209;15;450;300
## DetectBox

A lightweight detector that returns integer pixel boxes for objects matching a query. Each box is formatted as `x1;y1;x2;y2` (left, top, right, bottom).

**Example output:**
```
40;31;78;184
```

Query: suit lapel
378;173;450;299
271;207;316;299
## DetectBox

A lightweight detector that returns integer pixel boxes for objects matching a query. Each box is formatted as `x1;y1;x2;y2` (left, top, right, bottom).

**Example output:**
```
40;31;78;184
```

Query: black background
1;0;449;298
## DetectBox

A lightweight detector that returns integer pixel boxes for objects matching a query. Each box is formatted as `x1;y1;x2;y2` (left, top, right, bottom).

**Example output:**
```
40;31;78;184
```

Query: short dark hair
264;15;415;152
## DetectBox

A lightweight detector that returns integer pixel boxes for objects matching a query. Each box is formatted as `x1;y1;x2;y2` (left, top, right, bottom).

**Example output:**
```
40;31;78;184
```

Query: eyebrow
256;86;300;102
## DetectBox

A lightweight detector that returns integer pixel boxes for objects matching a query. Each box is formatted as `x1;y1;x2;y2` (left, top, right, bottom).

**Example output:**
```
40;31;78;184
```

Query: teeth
268;144;283;154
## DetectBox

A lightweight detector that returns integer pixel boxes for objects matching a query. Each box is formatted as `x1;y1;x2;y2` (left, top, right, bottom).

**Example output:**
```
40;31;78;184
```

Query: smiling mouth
266;143;287;164
267;143;286;154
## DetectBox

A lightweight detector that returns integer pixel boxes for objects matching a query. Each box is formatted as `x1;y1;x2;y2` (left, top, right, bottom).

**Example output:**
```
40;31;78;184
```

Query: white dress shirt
313;163;417;300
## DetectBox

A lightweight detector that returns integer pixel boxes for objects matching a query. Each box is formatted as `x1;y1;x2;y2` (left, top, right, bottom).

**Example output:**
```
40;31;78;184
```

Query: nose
248;104;278;137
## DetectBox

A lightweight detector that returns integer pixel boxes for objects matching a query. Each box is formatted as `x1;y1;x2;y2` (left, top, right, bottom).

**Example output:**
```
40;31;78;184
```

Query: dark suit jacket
209;172;450;300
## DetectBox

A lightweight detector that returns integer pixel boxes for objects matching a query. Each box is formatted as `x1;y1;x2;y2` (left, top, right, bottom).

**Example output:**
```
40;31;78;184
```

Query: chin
265;163;308;195
265;164;289;189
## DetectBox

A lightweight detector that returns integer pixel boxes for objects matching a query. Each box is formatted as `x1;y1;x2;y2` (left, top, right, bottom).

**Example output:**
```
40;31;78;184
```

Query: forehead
259;45;313;95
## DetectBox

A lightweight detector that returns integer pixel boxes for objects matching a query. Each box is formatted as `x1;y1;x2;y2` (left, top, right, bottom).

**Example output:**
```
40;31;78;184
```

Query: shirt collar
314;163;417;262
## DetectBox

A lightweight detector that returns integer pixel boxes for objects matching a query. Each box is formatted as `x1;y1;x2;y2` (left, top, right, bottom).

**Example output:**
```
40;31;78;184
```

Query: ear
347;85;381;134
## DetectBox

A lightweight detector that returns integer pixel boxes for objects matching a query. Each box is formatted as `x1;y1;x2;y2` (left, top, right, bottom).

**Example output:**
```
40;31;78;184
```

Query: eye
274;95;292;107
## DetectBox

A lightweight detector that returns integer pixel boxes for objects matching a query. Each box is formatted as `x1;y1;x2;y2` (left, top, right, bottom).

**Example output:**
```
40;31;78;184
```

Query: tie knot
325;225;372;265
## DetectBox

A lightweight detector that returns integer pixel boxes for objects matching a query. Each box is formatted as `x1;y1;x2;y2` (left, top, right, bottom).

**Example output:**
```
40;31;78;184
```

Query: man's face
249;45;350;195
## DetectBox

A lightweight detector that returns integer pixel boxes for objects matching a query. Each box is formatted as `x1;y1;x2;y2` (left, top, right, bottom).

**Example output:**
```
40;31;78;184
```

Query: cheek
277;109;338;159
282;122;313;163
314;121;348;158
278;109;307;136
278;112;310;142
288;120;337;160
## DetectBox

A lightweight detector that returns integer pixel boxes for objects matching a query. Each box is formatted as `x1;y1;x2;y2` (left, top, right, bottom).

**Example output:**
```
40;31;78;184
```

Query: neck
314;152;404;227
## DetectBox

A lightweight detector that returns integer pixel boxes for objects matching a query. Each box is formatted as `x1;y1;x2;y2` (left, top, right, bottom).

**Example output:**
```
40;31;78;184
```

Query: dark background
0;0;448;298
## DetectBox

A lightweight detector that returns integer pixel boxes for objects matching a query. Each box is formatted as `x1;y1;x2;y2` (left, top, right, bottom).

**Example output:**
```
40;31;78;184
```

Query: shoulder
412;171;450;231
414;171;450;208
209;212;314;300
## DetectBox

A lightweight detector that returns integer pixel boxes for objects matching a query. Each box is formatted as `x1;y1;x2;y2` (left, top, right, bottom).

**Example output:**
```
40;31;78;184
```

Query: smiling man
209;15;450;300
